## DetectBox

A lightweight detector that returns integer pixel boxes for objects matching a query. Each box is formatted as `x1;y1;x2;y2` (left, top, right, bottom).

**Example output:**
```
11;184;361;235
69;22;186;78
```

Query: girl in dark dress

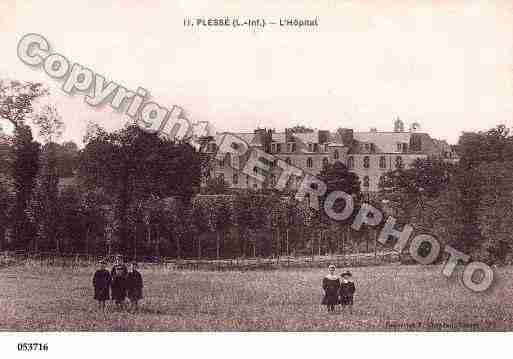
339;271;356;313
322;264;340;313
126;262;143;313
93;260;111;312
111;255;128;310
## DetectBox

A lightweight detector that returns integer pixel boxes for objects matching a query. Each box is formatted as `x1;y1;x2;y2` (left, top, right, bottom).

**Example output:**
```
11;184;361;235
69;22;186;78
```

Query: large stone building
204;121;457;194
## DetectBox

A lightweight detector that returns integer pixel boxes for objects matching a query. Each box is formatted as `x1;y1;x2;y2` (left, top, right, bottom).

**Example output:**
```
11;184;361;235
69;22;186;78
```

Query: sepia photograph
1;0;513;357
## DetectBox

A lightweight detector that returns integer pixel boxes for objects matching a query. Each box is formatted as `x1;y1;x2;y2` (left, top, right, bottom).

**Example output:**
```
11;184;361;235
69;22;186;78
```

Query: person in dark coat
111;255;128;310
93;260;111;312
126;262;143;313
339;271;356;313
322;264;340;313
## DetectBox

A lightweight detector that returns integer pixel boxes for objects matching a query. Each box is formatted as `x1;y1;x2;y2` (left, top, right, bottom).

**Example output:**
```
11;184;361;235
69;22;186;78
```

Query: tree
202;176;229;195
0;175;14;250
0;80;47;250
0;80;48;129
32;104;64;144
55;141;79;178
31;105;65;251
378;157;453;223
317;161;361;255
10;125;41;249
79;124;203;255
457;124;513;169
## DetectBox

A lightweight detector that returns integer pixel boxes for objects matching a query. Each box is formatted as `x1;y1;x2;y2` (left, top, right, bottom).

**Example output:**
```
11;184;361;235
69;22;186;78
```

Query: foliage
0;80;48;128
201;175;229;195
78;124;203;255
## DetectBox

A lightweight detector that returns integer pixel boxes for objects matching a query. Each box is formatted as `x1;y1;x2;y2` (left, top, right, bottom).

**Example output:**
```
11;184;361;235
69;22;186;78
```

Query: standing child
126;262;143;313
321;264;340;313
339;271;356;313
111;255;128;310
93;259;111;313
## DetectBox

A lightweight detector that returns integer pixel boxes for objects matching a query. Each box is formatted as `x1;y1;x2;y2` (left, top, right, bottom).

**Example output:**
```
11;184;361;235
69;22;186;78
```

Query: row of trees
2;79;513;264
379;125;513;264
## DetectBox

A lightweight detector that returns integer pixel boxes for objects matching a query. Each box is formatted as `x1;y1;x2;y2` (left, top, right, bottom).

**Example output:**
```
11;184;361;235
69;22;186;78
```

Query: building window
313;143;319;152
395;156;403;169
363;176;369;188
219;157;224;168
287;142;296;152
347;156;354;169
307;157;313;168
218;173;224;181
334;149;339;160
379;156;386;169
322;157;329;168
397;143;408;153
363;156;370;169
233;173;238;185
308;143;313;152
364;143;371;151
285;157;291;165
276;143;282;153
225;153;231;167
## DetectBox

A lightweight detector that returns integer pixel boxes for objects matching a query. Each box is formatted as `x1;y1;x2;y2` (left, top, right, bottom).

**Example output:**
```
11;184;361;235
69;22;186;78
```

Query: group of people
92;255;144;313
321;264;356;313
94;258;354;314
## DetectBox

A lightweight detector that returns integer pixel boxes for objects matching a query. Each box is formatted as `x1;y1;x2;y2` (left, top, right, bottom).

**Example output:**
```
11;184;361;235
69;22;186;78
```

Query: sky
0;0;512;145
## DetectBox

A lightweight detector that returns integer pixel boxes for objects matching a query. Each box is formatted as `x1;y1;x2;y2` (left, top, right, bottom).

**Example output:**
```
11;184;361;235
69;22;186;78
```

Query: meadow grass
1;263;512;331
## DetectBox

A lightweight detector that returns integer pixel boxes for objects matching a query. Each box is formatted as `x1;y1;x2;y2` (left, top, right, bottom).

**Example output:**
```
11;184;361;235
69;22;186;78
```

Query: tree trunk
216;230;221;260
155;226;160;258
85;226;89;256
177;236;181;259
197;234;202;259
342;229;345;261
374;229;378;263
276;227;280;258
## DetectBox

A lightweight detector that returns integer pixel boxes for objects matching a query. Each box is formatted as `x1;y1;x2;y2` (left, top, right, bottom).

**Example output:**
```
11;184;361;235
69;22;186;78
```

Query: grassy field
1;263;513;331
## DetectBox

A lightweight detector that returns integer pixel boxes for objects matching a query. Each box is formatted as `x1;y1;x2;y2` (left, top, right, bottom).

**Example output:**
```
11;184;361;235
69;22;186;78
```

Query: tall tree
31;105;65;251
0;80;47;249
10;125;41;249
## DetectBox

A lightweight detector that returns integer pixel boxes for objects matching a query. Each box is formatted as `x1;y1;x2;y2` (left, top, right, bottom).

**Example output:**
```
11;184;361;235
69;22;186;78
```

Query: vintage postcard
0;0;512;357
